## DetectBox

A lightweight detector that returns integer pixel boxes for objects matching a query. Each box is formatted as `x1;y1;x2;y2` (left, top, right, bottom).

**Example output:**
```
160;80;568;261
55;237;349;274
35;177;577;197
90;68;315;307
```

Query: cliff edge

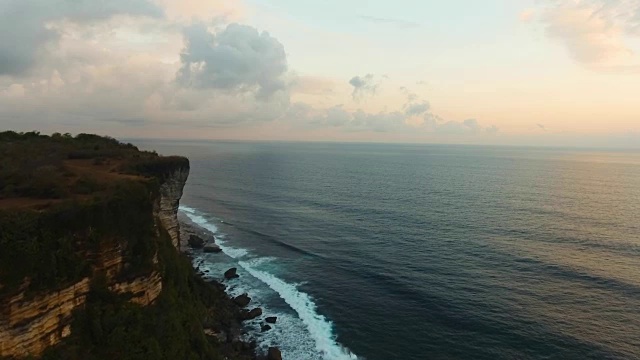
0;132;251;360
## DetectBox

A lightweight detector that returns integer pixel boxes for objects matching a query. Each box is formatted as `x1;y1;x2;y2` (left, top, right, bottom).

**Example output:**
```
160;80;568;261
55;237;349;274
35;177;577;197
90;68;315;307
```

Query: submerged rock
267;347;282;360
265;316;277;324
224;267;239;279
203;244;222;253
188;234;205;248
233;293;251;307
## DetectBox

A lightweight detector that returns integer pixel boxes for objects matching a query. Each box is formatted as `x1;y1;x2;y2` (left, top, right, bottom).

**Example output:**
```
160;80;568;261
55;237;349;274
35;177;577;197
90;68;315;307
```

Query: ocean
136;140;640;360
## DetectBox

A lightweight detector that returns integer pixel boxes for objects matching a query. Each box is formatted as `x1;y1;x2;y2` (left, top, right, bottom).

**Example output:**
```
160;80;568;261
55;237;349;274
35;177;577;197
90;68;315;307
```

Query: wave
239;258;359;360
180;205;248;258
179;205;359;360
231;223;326;259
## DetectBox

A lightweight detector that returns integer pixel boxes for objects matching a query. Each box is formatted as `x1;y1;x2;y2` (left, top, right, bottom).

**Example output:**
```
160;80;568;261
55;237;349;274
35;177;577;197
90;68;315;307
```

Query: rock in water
241;307;262;320
203;244;222;253
224;267;239;279
265;316;277;324
188;234;205;248
233;293;251;307
267;347;282;360
261;324;272;332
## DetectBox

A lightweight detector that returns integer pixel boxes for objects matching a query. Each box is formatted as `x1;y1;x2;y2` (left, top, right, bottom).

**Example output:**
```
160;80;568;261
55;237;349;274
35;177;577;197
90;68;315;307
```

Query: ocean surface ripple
139;141;640;360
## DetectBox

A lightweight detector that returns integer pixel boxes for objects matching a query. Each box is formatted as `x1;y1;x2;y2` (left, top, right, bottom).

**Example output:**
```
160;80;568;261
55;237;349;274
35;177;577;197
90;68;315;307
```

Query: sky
0;0;639;147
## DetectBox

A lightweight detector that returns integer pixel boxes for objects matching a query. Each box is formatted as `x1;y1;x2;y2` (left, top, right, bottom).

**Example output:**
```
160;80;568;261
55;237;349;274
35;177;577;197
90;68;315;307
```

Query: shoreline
179;219;282;360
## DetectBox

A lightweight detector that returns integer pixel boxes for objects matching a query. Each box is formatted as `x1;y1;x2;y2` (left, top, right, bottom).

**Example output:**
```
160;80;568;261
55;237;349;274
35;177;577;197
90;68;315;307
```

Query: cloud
404;101;430;116
360;16;419;29
177;23;288;99
520;9;536;23
0;18;291;130
294;94;497;136
290;75;336;95
349;74;378;100
155;0;246;22
538;0;640;69
0;0;162;76
0;1;496;141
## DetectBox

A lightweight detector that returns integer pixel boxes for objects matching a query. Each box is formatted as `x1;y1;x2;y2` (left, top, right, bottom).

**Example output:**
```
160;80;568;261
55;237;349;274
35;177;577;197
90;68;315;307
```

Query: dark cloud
360;16;419;29
349;74;377;100
177;23;288;99
0;0;162;76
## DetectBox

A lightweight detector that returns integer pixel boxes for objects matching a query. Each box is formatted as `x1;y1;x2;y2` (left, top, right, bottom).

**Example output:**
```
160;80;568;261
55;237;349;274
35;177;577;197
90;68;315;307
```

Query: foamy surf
240;258;359;360
179;205;360;360
180;206;248;258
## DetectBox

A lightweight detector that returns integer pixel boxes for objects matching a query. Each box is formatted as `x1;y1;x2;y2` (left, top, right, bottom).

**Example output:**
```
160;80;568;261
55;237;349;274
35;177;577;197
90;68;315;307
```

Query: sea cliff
0;132;258;360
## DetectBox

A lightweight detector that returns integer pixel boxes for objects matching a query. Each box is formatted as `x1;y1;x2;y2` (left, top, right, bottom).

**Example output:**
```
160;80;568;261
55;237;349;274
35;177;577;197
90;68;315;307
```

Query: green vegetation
0;131;182;296
0;131;188;200
0;181;157;296
0;132;252;359
38;227;247;360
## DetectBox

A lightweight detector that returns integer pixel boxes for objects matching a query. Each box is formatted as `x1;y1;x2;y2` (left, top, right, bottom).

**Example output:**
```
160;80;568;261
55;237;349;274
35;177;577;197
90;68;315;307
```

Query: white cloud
292;90;497;136
177;23;288;99
154;0;246;23
0;0;495;141
538;0;640;69
0;0;162;76
520;9;536;23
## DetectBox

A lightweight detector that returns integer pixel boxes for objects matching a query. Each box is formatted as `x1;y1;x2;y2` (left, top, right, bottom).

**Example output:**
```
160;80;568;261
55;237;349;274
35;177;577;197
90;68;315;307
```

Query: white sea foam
180;206;248;258
239;258;359;360
179;206;359;360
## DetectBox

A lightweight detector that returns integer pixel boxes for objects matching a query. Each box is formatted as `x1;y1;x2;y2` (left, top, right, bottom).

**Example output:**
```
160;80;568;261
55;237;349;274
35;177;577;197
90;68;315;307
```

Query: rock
208;280;226;291
233;293;251;307
227;326;242;343
203;244;222;253
243;340;257;351
265;316;277;324
267;347;282;360
224;267;239;280
188;234;205;248
241;307;262;320
261;324;272;332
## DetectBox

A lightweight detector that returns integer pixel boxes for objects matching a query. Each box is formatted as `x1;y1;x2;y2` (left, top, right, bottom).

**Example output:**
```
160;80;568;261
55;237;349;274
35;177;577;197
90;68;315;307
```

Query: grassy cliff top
0;131;188;210
0;131;189;296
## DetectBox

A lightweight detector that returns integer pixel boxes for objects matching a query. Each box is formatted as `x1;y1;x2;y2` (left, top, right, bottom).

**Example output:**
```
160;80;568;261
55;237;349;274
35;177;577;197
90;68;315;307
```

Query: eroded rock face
157;166;190;248
0;163;190;358
0;260;163;358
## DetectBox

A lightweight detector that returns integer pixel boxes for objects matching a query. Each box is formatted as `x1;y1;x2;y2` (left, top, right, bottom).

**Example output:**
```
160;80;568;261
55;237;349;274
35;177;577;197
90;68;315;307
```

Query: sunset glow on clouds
0;0;639;147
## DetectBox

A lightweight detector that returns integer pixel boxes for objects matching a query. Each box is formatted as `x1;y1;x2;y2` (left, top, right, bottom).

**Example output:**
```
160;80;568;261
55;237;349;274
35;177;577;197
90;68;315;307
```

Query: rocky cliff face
157;166;189;248
0;165;189;358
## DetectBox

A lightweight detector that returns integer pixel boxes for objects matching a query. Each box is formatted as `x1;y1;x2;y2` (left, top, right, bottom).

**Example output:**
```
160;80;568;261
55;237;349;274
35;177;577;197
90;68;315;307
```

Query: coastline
179;218;282;360
176;205;361;360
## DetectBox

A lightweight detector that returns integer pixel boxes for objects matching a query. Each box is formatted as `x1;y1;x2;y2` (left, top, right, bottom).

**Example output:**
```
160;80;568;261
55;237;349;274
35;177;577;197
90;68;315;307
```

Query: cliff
0;165;186;357
157;166;189;248
0;133;218;359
